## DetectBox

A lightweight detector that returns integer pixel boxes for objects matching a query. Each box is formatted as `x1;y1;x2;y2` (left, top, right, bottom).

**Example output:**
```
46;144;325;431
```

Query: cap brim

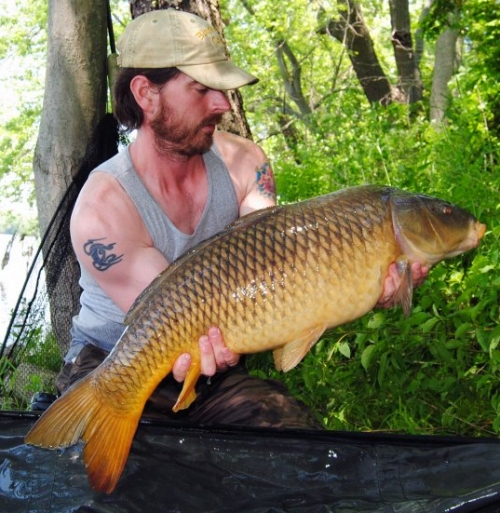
177;60;258;90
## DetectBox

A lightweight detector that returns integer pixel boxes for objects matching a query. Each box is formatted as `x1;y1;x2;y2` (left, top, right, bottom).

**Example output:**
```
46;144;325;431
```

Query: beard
150;99;223;158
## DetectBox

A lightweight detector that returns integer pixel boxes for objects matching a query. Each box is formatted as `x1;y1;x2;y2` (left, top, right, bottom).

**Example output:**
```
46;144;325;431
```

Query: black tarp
1;412;500;512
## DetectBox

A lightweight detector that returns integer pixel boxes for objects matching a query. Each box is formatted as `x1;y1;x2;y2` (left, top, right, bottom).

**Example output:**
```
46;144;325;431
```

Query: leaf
455;322;472;339
420;317;441;334
367;312;386;329
361;345;376;371
476;330;489;353
488;325;500;357
377;353;388;387
338;341;351;359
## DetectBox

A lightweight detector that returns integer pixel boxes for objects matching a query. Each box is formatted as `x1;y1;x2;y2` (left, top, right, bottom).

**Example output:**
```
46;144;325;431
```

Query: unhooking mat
1;411;500;513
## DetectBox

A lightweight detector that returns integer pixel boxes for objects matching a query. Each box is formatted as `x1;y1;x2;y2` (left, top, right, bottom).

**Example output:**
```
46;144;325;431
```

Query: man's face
149;73;230;157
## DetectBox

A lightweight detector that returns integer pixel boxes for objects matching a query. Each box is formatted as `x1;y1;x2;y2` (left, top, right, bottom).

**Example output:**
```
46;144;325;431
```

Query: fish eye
443;206;453;215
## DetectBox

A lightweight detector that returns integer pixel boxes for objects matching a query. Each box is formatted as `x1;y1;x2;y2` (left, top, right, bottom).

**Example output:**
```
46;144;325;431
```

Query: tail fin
25;373;141;494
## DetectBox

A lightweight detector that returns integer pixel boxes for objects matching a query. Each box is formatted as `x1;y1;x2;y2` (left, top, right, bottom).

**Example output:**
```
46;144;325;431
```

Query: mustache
199;114;224;128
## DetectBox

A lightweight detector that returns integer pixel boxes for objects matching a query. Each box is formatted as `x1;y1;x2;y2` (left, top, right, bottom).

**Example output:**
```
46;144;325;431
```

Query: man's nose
210;90;231;113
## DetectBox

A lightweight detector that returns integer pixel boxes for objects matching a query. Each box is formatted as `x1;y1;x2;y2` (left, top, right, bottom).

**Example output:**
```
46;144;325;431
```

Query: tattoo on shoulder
255;162;276;199
83;238;124;271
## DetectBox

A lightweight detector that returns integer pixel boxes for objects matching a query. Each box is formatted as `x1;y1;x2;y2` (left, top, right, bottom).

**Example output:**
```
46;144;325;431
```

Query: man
57;9;425;428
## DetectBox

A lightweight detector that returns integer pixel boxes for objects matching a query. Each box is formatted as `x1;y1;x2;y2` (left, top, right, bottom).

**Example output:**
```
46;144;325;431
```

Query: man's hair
113;68;181;131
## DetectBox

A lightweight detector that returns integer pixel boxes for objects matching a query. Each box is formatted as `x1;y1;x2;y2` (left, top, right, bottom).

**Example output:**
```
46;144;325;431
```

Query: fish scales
99;187;395;398
25;185;486;493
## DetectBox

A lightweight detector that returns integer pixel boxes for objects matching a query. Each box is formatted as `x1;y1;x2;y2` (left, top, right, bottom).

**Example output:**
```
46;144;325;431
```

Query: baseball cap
116;9;258;90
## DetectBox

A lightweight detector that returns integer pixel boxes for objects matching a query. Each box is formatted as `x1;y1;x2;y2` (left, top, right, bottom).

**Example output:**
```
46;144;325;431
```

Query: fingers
377;263;398;308
172;327;240;383
202;327;240;374
172;353;191;383
377;262;430;309
411;262;429;288
199;334;217;377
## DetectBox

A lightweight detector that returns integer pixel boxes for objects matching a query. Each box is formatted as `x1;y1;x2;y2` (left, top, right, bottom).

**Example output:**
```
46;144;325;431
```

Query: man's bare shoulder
71;171;145;240
213;131;275;214
70;170;166;312
214;130;266;165
75;172;130;215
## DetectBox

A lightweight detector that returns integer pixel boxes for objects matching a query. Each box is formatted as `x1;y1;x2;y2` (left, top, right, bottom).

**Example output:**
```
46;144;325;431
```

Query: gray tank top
66;144;239;362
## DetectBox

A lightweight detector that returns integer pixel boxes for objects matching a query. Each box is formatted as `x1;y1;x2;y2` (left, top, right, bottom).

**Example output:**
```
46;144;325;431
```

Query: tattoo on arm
83;238;124;271
255;162;276;199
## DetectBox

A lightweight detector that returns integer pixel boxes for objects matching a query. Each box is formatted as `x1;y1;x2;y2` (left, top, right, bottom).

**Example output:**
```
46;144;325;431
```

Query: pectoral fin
173;359;201;412
393;256;413;317
273;324;327;372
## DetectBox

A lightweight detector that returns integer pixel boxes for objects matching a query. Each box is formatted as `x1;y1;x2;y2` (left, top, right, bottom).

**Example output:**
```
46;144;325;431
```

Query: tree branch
322;0;393;106
389;0;423;103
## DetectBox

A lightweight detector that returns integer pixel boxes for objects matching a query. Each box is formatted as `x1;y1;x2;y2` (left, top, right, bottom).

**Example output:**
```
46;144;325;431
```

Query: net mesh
0;114;120;410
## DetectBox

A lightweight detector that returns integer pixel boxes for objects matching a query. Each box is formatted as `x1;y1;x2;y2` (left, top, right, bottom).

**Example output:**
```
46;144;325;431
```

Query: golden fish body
25;185;486;493
102;186;397;404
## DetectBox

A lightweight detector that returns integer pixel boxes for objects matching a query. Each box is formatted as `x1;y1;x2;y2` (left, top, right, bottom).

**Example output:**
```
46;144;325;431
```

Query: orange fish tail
25;373;141;494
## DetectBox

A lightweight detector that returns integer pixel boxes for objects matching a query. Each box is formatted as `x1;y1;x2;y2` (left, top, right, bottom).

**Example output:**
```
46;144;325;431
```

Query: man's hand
172;326;240;382
377;261;428;309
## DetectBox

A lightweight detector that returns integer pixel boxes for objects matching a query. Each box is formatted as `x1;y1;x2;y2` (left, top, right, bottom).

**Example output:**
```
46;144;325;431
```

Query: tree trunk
275;39;312;119
129;0;253;139
430;21;459;124
414;0;434;70
325;0;393;106
33;0;108;353
389;0;423;104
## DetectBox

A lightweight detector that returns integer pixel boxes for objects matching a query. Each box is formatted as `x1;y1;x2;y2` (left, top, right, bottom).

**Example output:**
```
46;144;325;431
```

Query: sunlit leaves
236;0;500;436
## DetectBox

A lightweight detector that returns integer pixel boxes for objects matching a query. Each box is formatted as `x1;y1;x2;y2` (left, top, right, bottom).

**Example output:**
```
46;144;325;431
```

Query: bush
247;95;500;436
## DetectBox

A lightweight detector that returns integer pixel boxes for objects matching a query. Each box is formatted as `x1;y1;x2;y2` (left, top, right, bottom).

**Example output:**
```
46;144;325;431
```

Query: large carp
25;185;486;493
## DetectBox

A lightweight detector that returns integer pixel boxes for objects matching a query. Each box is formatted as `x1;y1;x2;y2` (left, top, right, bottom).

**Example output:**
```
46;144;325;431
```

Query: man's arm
71;172;169;313
215;130;277;216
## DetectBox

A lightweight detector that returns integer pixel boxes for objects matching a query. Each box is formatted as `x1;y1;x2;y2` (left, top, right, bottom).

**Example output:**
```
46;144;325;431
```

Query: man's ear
130;75;158;114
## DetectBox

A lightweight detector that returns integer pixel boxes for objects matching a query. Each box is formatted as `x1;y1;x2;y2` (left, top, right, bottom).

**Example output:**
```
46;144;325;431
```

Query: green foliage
459;1;500;141
0;329;62;409
245;84;500;434
231;0;500;436
0;0;47;233
419;0;462;39
22;330;63;374
0;357;22;409
0;0;47;58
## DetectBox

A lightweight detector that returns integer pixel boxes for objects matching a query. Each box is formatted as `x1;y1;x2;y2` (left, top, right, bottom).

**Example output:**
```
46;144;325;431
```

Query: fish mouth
431;220;487;263
473;222;487;247
459;221;486;254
